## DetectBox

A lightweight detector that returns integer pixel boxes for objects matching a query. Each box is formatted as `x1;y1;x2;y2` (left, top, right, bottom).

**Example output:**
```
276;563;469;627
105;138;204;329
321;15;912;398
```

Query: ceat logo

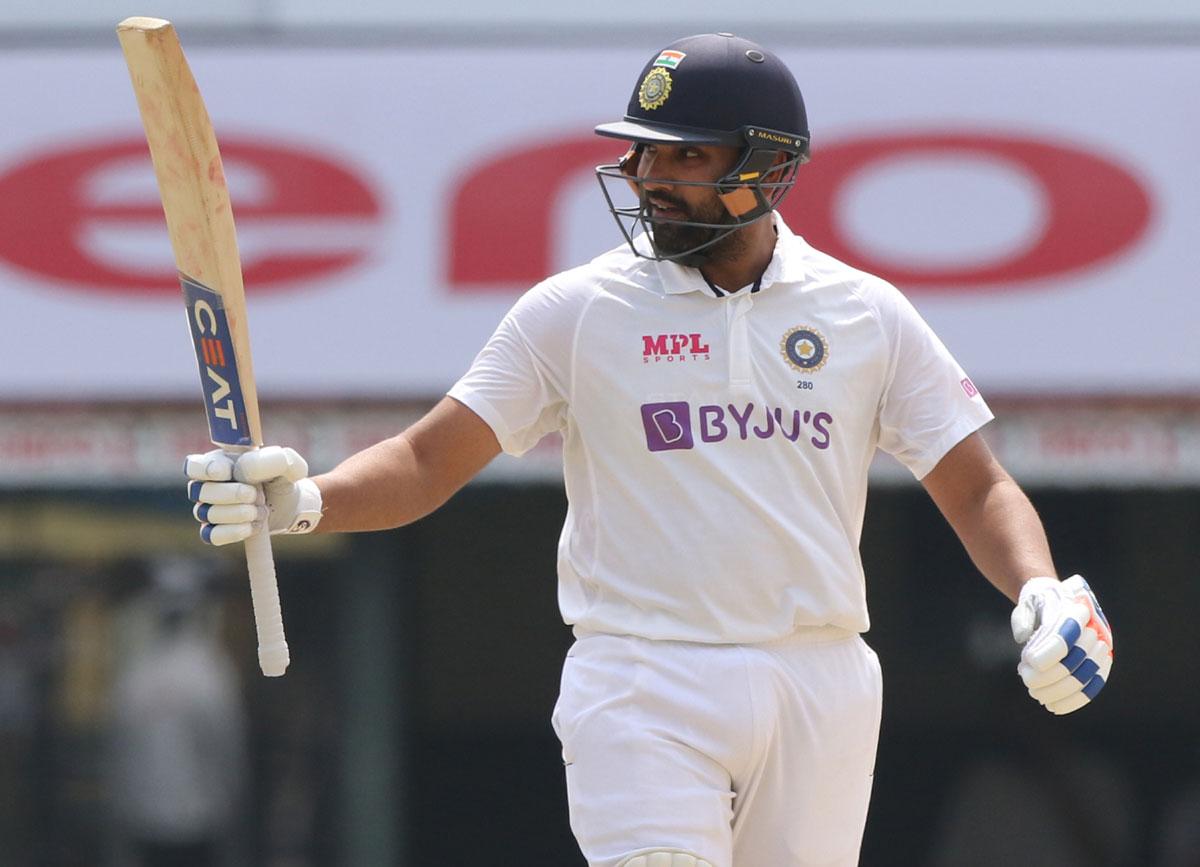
448;130;1152;293
0;137;382;296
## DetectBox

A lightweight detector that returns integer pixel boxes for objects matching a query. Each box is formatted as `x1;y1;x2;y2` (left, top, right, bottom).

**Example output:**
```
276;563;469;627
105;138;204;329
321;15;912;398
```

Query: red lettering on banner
782;133;1152;289
447;132;1151;292
0;138;381;296
449;137;619;290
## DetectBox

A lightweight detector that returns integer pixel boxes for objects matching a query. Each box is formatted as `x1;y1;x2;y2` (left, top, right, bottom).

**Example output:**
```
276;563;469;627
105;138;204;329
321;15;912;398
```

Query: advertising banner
0;44;1195;402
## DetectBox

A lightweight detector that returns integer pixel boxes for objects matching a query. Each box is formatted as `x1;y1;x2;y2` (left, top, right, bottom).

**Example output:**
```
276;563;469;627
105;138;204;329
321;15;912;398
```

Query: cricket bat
118;16;289;676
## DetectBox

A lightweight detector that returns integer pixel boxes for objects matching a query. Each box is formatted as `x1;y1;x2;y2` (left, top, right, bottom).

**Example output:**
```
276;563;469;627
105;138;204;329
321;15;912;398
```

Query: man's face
634;143;744;260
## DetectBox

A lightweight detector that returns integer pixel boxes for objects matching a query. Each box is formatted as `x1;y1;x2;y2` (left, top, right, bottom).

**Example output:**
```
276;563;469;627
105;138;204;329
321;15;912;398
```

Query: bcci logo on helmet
638;68;672;111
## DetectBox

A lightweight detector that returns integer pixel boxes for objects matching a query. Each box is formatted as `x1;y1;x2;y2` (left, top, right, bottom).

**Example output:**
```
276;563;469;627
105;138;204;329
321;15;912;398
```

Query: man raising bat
185;33;1113;867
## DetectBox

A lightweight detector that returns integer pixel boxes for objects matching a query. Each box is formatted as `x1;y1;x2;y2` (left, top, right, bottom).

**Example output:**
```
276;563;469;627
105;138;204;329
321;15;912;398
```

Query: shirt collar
651;212;808;296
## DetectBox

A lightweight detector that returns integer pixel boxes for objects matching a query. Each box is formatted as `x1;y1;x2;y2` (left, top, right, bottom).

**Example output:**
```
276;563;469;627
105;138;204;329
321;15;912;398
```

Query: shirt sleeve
874;283;994;479
447;279;579;457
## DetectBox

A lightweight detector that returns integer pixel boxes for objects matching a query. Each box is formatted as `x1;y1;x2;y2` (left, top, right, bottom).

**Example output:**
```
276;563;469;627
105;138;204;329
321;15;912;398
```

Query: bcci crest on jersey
781;326;829;373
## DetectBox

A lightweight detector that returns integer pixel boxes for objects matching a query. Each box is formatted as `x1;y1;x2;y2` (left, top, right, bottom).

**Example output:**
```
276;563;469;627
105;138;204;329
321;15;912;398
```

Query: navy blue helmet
595;33;810;266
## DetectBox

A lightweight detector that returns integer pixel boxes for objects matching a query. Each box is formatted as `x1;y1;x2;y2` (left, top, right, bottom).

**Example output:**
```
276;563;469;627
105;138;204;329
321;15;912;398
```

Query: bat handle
244;527;289;676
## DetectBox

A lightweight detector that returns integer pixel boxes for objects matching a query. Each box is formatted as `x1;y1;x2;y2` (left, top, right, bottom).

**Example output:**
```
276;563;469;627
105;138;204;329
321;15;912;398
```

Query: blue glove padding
1010;575;1113;715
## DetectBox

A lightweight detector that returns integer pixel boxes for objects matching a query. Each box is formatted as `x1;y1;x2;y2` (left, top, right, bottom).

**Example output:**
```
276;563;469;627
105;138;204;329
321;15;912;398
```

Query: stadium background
0;1;1197;864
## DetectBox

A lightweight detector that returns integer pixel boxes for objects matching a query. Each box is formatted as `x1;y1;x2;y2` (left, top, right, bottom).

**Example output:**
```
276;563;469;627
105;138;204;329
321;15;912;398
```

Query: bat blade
119;16;289;676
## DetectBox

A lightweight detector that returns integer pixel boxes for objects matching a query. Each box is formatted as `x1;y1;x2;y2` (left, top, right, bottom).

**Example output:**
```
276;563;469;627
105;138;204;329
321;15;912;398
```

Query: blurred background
1;1;1197;865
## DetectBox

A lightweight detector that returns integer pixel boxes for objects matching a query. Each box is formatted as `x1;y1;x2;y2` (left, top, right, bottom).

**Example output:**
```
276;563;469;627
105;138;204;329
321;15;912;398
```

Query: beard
645;193;746;264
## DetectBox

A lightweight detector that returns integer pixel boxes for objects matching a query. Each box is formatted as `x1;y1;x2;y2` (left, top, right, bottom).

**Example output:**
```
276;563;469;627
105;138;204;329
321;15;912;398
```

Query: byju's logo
640;401;833;452
642;333;711;363
641;402;694;451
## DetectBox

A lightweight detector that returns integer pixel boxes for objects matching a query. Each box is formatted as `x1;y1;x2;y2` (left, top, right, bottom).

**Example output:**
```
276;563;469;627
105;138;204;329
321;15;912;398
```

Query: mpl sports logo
641;401;833;452
643;333;711;363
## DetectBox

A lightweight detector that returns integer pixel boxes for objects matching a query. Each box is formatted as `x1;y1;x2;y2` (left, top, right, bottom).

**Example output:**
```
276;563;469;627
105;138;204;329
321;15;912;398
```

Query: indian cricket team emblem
638;67;673;111
781;326;829;373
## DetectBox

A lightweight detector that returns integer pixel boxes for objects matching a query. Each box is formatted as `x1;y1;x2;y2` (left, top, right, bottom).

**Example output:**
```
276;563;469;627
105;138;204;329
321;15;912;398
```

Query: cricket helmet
595;33;810;267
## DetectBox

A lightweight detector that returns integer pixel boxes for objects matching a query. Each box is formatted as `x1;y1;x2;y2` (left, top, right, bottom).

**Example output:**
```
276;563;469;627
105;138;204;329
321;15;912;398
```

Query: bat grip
244;527;289;676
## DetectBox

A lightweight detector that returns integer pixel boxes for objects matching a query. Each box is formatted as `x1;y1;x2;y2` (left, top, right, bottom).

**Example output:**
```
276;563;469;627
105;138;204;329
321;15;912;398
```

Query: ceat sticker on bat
182;274;252;448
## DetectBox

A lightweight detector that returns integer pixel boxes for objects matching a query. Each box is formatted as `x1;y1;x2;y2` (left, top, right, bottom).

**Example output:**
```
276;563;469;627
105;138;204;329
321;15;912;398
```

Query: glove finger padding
1030;638;1112;701
193;503;262;526
1032;675;1089;705
234;446;309;484
184;445;320;543
1012;574;1113;715
200;521;256;547
1019;628;1098;689
1045;691;1092;716
188;480;260;505
184;448;235;481
190;487;265;546
1021;598;1092;672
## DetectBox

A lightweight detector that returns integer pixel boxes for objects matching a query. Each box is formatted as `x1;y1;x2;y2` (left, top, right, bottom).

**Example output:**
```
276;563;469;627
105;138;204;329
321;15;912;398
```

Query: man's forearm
921;434;1057;603
309;397;503;534
311;433;445;533
945;475;1056;603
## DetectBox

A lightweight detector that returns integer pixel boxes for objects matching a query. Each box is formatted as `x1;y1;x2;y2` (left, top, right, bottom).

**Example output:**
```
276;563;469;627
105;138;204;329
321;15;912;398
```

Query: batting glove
1010;575;1113;715
185;446;322;546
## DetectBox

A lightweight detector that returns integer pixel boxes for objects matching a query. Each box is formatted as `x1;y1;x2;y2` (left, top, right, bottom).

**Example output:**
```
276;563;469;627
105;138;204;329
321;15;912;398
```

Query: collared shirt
448;215;993;642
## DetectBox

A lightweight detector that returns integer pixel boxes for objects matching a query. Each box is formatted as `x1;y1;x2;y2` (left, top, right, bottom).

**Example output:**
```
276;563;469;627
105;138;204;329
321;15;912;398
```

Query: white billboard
0;44;1196;403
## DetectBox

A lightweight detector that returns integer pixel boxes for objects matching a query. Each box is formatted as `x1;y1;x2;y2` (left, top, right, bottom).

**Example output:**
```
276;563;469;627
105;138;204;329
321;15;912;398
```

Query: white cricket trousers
551;628;883;867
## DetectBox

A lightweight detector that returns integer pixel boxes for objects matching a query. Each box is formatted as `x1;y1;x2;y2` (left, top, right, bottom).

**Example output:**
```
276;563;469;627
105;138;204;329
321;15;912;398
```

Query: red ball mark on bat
0;136;382;296
208;156;226;188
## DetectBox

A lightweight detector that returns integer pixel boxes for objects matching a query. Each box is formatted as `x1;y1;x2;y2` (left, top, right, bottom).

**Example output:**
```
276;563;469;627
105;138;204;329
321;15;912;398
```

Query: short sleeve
447;279;583;457
874;285;994;479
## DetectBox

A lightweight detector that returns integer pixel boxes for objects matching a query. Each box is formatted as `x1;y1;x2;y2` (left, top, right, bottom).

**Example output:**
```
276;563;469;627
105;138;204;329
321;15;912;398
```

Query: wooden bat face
118;16;264;450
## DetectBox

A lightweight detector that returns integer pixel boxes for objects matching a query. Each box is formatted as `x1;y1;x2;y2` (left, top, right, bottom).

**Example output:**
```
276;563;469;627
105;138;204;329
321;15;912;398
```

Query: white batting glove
1011;574;1113;715
185;446;323;546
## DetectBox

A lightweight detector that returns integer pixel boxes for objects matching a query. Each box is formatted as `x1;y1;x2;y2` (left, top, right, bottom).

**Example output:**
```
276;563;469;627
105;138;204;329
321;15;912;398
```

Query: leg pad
618;850;714;867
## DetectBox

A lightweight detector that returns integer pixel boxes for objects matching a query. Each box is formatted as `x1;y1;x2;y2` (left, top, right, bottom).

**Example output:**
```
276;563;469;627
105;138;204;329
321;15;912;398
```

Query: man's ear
618;143;644;177
763;150;792;181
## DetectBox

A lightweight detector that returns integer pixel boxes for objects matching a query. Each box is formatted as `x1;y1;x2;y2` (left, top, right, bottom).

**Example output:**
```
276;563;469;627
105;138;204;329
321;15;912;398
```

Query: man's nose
641;172;674;193
638;153;673;190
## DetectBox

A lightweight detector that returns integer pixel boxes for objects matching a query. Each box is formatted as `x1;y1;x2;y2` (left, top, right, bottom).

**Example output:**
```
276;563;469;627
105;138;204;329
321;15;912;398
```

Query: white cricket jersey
448;214;993;643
